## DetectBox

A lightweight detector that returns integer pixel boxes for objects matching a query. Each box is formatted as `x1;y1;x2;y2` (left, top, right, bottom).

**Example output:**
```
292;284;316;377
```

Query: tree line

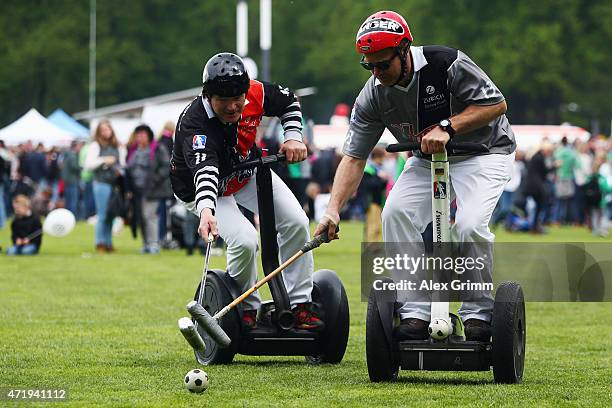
0;0;610;133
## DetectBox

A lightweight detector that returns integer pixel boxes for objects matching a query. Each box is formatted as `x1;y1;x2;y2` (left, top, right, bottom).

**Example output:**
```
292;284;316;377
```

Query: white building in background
73;87;201;144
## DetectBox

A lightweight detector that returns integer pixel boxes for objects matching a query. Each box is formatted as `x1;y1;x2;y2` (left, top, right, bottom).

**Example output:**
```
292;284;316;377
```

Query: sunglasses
360;53;398;71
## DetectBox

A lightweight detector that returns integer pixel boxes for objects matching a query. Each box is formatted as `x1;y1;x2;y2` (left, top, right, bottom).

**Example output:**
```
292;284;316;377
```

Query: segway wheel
366;288;399;382
193;271;240;365
305;269;349;364
492;281;526;383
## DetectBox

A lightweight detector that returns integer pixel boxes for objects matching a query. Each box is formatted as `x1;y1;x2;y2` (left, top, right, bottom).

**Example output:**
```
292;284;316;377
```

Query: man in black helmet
171;53;324;331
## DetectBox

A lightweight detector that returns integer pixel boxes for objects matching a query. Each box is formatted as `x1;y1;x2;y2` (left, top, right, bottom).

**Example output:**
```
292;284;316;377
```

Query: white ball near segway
43;208;76;237
184;369;209;393
429;318;452;340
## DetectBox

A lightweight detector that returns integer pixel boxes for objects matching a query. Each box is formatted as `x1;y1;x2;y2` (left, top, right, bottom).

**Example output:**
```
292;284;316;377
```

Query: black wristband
439;119;456;139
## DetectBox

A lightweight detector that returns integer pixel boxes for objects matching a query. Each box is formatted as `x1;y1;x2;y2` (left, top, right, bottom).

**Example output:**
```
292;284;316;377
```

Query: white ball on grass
184;369;209;393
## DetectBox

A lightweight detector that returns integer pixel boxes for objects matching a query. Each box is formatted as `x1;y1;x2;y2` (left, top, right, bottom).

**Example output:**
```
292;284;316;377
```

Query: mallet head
187;301;231;348
178;317;206;352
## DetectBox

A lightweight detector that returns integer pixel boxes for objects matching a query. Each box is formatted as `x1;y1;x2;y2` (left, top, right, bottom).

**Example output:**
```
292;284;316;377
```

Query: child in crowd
7;194;42;255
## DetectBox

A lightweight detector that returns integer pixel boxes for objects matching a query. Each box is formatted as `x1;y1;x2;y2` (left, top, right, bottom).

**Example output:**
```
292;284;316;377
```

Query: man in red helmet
315;11;516;342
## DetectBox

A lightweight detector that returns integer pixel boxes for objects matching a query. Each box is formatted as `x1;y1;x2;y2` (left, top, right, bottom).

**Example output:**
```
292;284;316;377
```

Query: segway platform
398;339;491;371
239;302;322;356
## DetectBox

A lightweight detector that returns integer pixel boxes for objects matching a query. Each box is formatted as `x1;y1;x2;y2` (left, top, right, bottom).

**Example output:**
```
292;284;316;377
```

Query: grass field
0;221;610;407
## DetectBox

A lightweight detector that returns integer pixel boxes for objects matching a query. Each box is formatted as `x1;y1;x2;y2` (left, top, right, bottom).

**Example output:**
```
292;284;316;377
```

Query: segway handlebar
386;141;488;154
233;154;286;171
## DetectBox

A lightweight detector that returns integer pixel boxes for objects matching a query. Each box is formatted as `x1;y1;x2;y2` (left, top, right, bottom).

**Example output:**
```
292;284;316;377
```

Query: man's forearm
451;101;507;135
326;155;367;214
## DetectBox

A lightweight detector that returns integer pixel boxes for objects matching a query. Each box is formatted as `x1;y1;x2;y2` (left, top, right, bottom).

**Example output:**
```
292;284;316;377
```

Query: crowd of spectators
1;118;611;256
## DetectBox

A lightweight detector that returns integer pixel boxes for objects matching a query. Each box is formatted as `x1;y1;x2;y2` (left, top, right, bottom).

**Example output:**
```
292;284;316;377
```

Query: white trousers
382;153;514;322
179;171;313;310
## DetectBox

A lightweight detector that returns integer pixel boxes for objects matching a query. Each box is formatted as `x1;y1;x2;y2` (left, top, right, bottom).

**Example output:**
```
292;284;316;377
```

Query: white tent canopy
0;108;75;148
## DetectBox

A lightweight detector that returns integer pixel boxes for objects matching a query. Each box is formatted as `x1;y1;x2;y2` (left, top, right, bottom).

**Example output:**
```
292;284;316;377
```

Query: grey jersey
344;45;515;159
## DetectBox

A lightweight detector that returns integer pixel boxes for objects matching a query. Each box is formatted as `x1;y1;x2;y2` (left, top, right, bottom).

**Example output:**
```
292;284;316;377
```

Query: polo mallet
187;227;338;348
178;234;214;352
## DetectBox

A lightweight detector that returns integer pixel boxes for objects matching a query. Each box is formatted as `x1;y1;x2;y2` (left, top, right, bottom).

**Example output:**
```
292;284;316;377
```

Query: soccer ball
184;369;209;393
428;318;451;340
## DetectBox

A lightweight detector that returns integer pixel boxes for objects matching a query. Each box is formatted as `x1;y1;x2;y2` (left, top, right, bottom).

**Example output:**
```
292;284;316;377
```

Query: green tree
0;0;609;133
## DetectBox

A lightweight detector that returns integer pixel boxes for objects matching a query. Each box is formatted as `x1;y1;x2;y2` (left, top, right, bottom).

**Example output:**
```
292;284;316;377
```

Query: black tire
492;281;526;383
366;288;399;382
193;271;240;365
305;269;349;364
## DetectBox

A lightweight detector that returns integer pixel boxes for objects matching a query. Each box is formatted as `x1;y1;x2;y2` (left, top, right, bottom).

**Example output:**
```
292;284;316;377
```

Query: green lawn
0;221;610;407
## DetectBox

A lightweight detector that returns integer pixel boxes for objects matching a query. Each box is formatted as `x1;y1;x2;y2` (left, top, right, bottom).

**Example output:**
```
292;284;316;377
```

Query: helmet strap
391;42;411;87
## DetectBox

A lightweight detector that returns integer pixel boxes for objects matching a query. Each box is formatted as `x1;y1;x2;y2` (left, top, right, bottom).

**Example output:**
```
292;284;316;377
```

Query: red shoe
242;309;258;330
293;303;325;331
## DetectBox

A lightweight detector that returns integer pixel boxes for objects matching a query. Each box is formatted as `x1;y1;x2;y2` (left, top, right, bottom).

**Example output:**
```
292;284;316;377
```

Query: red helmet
355;11;413;54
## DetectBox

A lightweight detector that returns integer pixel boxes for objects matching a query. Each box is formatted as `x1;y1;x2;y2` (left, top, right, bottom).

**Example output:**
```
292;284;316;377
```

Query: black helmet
202;53;250;97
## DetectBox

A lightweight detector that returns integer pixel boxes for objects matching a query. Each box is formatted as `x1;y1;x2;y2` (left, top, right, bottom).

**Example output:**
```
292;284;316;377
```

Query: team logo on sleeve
192;134;207;150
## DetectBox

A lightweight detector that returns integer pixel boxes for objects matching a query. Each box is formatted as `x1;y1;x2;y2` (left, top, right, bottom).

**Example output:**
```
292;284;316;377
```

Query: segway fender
373;276;397;346
216;269;241;299
312;269;344;322
309;269;350;363
196;269;243;319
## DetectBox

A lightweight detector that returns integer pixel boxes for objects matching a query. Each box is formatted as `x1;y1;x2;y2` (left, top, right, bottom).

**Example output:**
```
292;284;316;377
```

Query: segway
365;141;525;383
182;153;349;365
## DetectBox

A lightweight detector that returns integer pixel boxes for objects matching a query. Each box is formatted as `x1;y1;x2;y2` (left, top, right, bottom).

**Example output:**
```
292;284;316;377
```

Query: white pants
179;171;313;310
382;153;514;322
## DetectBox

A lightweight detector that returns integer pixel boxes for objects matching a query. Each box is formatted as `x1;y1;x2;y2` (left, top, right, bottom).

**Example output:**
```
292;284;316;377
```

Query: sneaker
394;318;429;340
95;244;107;254
242;309;258;330
292;303;325;331
464;319;492;342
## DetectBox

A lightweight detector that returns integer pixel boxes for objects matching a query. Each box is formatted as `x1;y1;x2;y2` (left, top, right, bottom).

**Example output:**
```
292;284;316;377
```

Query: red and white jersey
171;79;303;215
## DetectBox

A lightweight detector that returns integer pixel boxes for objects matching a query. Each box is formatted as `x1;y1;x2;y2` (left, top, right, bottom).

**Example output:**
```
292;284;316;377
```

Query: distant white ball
428;318;451;340
184;369;209;393
43;208;76;237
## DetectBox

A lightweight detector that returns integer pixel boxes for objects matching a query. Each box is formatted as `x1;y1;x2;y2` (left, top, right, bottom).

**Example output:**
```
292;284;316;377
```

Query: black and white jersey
170;79;302;216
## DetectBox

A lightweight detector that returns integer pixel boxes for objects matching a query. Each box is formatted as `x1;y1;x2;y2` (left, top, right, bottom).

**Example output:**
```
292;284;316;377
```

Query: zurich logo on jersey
192;134;207;150
426;85;436;95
